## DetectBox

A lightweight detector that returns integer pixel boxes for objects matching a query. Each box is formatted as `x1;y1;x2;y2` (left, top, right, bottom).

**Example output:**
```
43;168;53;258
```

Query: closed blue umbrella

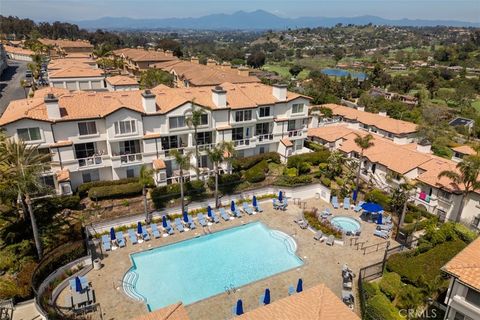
361;202;383;213
137;222;142;234
296;278;303;293
235;299;244;315
162;215;167;228
231;200;235;212
207;206;212;218
263;288;271;305
278;191;283;202
183;210;189;223
353;190;358;202
75;276;82;292
110;227;116;241
252;196;257;208
377;212;383;225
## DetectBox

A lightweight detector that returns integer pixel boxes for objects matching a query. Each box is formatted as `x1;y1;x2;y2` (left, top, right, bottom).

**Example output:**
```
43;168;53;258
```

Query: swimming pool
331;216;361;233
123;222;303;311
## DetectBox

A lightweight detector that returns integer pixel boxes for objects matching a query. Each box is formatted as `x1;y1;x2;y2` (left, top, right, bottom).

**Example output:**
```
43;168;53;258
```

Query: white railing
119;153;142;164
233;139;251;147
77;155;103;168
196;143;215;151
257;134;274;142
288;129;303;137
163;147;186;157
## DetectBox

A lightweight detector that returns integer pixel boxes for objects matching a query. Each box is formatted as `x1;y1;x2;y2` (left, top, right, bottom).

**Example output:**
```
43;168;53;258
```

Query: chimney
416;139;432;153
207;59;217;67
221;62;231;70
190;56;199;64
237;66;249;77
272;83;287;101
378;111;387;117
212;86;227;108
142;90;157;113
165;50;173;57
44;94;61;120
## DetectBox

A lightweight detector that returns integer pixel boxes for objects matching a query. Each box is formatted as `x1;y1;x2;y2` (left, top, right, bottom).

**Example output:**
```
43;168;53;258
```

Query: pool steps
123;269;146;302
269;230;298;255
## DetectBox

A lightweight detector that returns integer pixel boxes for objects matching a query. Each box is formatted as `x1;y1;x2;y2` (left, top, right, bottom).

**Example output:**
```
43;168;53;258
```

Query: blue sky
2;0;479;22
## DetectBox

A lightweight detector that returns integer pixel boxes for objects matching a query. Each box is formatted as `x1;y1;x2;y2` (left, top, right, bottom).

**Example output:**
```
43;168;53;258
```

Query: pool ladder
225;283;237;295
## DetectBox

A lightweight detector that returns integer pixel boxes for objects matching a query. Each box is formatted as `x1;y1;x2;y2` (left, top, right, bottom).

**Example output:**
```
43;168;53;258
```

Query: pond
321;68;367;80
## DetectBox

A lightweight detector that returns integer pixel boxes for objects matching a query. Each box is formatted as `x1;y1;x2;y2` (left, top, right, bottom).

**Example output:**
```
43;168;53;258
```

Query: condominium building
38;38;94;57
3;45;34;62
442;237;480;320
112;48;178;76
0;83;310;195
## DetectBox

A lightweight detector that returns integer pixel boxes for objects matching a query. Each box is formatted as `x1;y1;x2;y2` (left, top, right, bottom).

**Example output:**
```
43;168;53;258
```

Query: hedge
232;152;280;171
245;160;269;183
304;210;342;238
207;173;242;194
379;272;402;300
365;189;391;209
365;294;402;320
286;150;330;168
151;180;207;209
274;175;312;187
78;177;139;197
88;182;143;200
320;176;331;187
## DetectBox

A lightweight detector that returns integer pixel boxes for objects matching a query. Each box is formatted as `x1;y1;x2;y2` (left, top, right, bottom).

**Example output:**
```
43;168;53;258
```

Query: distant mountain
74;10;480;30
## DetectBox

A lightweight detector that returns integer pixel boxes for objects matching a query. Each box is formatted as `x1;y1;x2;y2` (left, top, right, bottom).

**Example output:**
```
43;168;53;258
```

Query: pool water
124;222;303;310
331;216;361;233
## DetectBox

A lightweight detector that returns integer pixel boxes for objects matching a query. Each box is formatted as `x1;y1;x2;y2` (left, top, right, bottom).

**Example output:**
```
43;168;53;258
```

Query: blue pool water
331;216;361;233
124;222;303;310
321;68;367;80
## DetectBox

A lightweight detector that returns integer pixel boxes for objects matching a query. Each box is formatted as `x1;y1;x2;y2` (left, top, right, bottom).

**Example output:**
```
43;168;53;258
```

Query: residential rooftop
442;237;480;291
3;45;34;56
452;145;477;156
38;38;93;49
106;75;139;86
113;48;178;63
48;66;104;78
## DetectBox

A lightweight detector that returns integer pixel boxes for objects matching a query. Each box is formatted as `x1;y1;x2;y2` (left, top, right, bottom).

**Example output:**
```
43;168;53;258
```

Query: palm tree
207;142;235;208
353;133;374;203
326;150;346;179
438;155;480;222
139;165;154;223
93;44;112;59
186;103;206;180
170;149;193;214
0;139;51;259
20;79;29;98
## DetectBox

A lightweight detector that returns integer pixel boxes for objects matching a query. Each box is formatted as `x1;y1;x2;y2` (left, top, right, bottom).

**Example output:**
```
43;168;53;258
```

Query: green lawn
472;99;480;112
262;63;309;80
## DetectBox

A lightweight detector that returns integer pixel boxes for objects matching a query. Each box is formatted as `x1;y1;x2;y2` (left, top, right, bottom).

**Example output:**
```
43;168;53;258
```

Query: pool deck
56;197;398;320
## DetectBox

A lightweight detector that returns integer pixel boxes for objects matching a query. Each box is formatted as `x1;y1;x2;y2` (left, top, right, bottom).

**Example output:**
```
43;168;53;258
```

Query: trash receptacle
93;258;102;270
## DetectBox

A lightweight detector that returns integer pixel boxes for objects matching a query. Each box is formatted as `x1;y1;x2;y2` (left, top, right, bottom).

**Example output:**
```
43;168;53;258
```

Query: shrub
304;140;326;152
454;223;477;243
77;177;139;197
274;175;313;187
51;195;81;210
379;272;403;300
88;182;143;200
362;281;380;299
207;173;242;194
232;152;280;171
320;176;331;187
396;284;424;310
365;189;391;209
303;210;342;238
404;214;414;224
284;167;298;177
335;177;344;186
185;179;206;196
287;150;330;168
366;294;402;320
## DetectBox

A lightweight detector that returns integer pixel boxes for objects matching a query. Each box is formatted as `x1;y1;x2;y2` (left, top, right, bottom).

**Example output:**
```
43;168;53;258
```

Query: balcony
196;143;215;152
120;153;142;164
257;134;274;143
287;129;303;138
233;139;251;147
163;147;185;157
78;155;103;168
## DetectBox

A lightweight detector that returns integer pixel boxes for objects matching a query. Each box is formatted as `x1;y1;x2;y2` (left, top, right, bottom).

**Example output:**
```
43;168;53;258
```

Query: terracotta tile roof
64;52;92;59
49;140;73;148
0;83;307;126
33;87;72;98
4;45;33;56
416;156;468;192
152;60;260;86
452;145;477;156
281;137;293;147
39;38;93;49
307;125;354;142
48;66;104;78
153;159;166;170
321;104;418;135
106;75;138;86
113;48;178;63
237;284;359;320
48;58;96;70
132;302;190;320
56;169;70;182
143;132;161;139
216;125;232;131
442;237;480;291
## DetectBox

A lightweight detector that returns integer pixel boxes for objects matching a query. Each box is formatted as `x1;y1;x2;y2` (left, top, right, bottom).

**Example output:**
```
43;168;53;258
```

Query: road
0;59;29;116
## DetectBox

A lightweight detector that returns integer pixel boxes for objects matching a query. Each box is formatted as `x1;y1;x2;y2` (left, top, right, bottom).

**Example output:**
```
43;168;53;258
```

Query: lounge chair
231;206;242;218
150;224;161;238
374;229;389;239
197;213;207;227
326;235;335;246
288;285;295;296
321;208;331;218
294;218;308;229
354;201;365;212
174;218;185;232
254;201;263;212
273;199;281;210
116;232;126;247
69;276;88;291
164;220;175;235
210;210;220;223
187;215;196;229
280;198;288;210
140;225;150;241
101;235;111;251
376;224;393;232
219;208;230;221
127;229;138;244
332;196;339;209
242;202;254;215
314;231;323;241
343;197;350;210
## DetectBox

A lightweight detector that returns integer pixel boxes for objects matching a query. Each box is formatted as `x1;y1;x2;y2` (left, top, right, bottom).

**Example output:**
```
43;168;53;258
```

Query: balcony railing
78;155;103;168
120;153;142;164
196;143;214;151
233;139;250;147
288;129;303;137
257;134;274;142
164;147;185;157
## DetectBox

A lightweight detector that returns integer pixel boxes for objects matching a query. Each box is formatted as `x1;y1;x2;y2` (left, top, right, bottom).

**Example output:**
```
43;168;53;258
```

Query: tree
333;47;345;63
20;80;29;98
0;139;51;259
139;165;154;223
139;69;173;89
170;149;193;215
354;134;374;203
289;65;303;78
206;142;235;208
186;103;206;180
438;155;480;222
326;151;346;179
436;88;455;105
247;51;266;68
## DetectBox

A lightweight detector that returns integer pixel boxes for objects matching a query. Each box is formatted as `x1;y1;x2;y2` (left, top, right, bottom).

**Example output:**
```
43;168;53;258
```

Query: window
437;210;447;223
114;120;136;135
256;123;271;135
78;121;97;136
259;107;271;118
161;136;179;150
294;140;303;151
17;128;41;141
126;168;135;178
195;132;212;145
438;190;452;201
292;103;304;114
74;142;96;159
169;116;186;129
199;114;208;125
472;215;480;229
235;110;252;122
466;288;480;307
288;120;297;131
39;175;55;189
232;127;244;140
82;170;99;183
119;140;141;154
